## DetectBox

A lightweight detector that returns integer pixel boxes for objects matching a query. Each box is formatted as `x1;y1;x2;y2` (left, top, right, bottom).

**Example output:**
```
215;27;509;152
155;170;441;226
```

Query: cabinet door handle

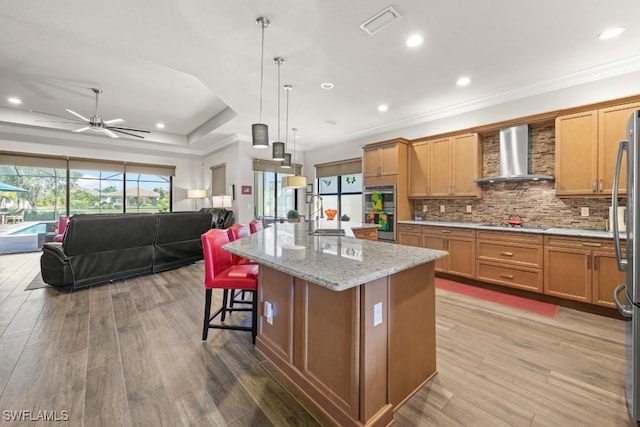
581;242;602;247
599;178;604;192
587;255;591;270
592;179;597;192
500;251;514;257
499;273;514;280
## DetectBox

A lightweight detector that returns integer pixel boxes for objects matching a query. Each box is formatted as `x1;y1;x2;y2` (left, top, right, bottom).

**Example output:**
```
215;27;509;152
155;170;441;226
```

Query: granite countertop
398;220;624;239
223;222;447;291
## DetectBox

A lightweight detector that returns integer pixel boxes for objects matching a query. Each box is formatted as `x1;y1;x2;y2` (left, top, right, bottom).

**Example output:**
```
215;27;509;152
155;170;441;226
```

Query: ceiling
1;0;640;156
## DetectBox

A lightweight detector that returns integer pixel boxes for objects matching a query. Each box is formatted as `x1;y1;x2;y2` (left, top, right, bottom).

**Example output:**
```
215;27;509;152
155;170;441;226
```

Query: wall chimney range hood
474;124;554;184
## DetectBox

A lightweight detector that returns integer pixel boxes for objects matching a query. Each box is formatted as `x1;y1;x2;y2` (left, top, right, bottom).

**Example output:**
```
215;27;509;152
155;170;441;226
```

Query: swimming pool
9;222;48;235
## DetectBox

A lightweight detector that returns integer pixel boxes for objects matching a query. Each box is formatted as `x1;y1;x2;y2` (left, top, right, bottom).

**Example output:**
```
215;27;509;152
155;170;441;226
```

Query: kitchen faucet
307;195;324;228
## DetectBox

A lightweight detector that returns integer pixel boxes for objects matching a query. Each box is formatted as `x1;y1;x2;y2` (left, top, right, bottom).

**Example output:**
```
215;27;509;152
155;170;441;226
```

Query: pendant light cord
259;21;265;122
277;60;281;142
284;86;290;150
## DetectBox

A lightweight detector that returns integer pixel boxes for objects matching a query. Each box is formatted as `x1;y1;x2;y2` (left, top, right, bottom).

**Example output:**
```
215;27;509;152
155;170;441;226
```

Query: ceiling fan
33;88;150;139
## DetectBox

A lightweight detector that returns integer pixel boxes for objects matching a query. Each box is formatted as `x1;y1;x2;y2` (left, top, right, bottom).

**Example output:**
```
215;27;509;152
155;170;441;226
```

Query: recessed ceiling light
456;76;471;87
320;82;334;90
406;34;423;47
597;27;625;40
8;97;22;105
156;122;165;129
378;104;388;112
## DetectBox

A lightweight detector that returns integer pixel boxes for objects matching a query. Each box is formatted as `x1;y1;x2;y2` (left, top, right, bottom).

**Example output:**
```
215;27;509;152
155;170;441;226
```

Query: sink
310;228;346;236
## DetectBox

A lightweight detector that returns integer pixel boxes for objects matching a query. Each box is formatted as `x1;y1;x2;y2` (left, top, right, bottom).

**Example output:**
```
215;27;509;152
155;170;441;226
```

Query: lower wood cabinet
422;226;475;279
397;222;626;310
475;231;543;293
543;235;626;307
397;223;422;247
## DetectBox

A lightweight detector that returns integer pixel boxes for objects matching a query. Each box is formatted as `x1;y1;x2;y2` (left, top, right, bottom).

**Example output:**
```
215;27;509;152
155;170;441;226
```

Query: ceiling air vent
359;6;402;36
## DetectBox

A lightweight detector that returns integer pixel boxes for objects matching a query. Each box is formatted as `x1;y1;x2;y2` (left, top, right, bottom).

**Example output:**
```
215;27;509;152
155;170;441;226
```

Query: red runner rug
435;278;559;318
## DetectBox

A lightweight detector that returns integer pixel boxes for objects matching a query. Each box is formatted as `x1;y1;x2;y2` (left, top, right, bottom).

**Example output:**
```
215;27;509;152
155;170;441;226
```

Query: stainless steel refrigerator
613;109;640;421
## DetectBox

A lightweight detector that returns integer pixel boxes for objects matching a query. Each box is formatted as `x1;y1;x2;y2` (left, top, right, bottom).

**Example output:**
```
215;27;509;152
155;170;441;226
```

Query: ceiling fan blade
107;126;151;133
111;128;146;139
65;109;90;122
104;118;125;125
103;129;119;138
29;109;83;121
36;120;86;124
72;126;90;133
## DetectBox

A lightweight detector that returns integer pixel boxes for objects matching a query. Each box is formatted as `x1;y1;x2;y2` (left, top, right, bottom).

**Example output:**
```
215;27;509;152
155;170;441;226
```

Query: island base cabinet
256;264;436;426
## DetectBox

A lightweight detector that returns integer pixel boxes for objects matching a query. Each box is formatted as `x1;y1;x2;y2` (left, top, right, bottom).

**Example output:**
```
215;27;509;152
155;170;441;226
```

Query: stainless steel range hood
474;124;555;183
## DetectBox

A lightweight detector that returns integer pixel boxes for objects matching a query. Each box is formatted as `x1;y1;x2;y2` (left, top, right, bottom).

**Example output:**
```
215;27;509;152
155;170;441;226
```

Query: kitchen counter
398;220;624;239
224;222;446;291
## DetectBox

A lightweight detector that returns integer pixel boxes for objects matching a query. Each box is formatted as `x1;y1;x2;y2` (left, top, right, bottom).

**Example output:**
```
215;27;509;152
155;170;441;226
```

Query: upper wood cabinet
363;139;408;178
555;102;639;196
408;133;482;198
408;142;431;197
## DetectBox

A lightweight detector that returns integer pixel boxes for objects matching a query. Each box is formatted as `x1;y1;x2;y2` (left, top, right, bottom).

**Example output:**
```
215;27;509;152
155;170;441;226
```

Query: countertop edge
397;220;623;239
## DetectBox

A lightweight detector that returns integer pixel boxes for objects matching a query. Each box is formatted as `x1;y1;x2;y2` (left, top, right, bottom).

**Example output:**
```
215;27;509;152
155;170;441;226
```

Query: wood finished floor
0;252;636;426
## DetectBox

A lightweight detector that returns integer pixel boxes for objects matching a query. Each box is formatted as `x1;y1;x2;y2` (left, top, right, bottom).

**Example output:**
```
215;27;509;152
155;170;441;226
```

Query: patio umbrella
0;182;28;192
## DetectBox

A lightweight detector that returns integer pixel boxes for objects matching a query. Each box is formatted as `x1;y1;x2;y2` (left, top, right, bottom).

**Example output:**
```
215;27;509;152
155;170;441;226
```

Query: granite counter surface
223;222;447;291
398;220;626;239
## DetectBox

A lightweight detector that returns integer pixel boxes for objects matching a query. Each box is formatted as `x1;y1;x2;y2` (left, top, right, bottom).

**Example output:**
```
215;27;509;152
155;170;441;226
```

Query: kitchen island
224;222;447;426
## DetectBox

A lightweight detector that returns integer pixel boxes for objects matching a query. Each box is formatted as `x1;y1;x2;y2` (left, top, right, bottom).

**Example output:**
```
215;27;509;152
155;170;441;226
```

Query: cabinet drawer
476;241;543;268
544;235;618;252
422;226;474;239
353;228;378;241
476;230;543;246
476;261;543;293
398;223;422;234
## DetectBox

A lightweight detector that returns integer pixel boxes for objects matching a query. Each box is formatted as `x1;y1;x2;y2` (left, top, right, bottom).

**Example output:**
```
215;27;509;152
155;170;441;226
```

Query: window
0;165;67;221
317;173;363;222
254;171;296;223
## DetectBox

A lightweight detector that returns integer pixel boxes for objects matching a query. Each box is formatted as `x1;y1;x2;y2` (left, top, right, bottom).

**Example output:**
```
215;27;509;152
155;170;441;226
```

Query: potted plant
287;209;300;222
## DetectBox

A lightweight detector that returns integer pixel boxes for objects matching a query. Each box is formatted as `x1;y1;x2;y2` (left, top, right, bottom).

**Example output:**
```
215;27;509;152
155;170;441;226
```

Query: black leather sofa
40;210;222;289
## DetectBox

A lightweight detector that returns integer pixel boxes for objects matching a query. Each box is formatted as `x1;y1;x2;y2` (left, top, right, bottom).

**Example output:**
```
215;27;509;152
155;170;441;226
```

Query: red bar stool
249;219;264;234
227;223;253;265
201;229;258;343
226;223;257;308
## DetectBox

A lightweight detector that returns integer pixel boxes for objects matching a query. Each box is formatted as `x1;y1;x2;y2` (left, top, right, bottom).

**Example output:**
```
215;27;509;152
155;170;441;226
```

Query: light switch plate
422;205;428;213
264;301;274;325
440;205;445;213
466;205;472;213
580;207;589;217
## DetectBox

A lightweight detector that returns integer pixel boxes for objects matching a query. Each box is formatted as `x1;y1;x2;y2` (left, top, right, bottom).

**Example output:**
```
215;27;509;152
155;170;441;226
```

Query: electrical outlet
373;302;383;327
466;205;472;213
440;205;445;213
581;207;589;217
422;205;428;213
264;301;274;325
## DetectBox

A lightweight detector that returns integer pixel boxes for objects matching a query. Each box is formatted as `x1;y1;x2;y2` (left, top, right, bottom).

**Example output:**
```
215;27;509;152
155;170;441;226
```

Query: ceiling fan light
281;152;292;168
272;141;285;160
252;123;269;148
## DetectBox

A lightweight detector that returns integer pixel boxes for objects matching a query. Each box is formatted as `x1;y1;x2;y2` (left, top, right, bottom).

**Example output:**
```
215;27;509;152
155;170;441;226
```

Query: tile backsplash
412;124;622;230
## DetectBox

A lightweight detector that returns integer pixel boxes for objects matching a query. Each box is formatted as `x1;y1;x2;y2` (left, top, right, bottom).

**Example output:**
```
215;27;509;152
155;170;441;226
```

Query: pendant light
272;57;285;161
284;127;308;189
281;84;292;168
252;17;269;148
